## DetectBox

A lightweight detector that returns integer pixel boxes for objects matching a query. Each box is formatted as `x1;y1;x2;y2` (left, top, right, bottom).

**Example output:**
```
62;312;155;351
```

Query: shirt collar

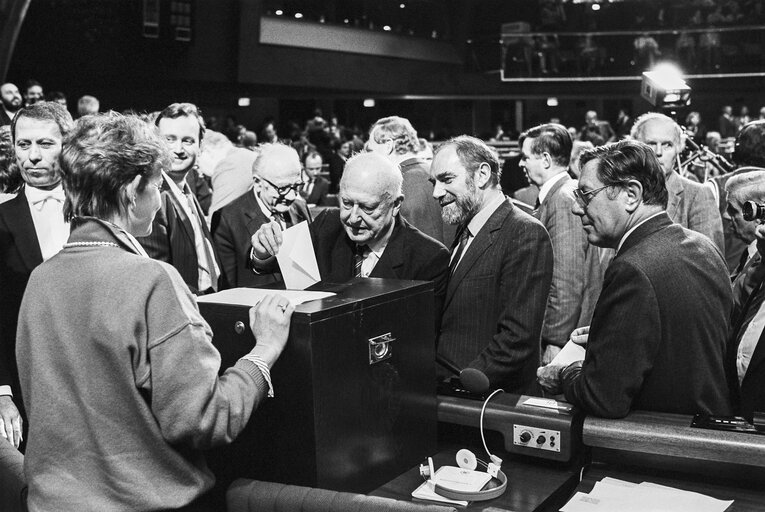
537;171;568;205
25;183;65;209
748;239;758;259
616;211;664;253
163;171;188;197
466;190;505;239
252;187;279;220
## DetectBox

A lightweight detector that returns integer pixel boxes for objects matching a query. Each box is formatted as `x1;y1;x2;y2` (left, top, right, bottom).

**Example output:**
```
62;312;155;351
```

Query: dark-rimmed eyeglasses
573;182;628;208
255;174;305;198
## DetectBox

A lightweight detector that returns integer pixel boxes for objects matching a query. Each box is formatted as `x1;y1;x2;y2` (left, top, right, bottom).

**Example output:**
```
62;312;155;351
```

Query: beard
1;97;21;112
441;179;480;226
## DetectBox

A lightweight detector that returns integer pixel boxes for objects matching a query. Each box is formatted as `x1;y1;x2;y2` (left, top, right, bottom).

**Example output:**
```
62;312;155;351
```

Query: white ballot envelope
550;340;586;367
276;221;321;290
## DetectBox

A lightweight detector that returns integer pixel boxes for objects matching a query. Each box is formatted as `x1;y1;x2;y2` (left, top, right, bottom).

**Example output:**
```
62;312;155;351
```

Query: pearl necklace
63;241;120;248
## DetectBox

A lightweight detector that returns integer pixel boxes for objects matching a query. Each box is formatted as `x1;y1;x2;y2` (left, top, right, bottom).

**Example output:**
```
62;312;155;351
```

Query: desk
372;448;583;512
574;464;765;512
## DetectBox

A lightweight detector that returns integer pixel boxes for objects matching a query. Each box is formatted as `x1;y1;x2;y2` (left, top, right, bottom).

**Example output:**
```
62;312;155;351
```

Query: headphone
419;389;507;502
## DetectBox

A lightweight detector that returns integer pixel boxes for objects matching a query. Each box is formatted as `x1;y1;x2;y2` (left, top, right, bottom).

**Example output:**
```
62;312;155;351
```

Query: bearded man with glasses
537;140;734;419
212;143;310;288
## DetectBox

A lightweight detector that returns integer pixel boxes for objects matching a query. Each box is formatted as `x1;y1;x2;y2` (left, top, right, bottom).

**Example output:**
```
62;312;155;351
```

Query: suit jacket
437;198;553;392
398;157;445;245
0;109;12;126
0;190;44;398
665;170;725;254
212;189;281;289
536;175;604;348
738;284;765;419
563;213;734;418
301;176;331;206
136;180;222;294
309;210;449;313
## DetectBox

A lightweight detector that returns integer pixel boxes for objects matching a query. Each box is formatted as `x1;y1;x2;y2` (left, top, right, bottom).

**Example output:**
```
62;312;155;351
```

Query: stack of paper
561;477;733;512
411;466;492;507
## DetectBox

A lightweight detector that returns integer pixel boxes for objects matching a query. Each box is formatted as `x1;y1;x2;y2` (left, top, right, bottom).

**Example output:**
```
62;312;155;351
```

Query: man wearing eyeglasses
213;143;310;288
249;151;449;317
537;140;733;418
137;103;222;295
519;123;604;365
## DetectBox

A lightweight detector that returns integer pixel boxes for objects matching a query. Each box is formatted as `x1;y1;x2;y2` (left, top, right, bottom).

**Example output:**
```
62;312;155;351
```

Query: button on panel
513;424;561;452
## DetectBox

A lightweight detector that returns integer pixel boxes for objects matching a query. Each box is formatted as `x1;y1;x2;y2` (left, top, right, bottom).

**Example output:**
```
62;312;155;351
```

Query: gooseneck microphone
436;354;491;395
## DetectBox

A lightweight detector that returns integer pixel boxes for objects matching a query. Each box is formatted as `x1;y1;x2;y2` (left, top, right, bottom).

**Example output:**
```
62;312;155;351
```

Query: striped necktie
354;245;367;278
449;227;471;275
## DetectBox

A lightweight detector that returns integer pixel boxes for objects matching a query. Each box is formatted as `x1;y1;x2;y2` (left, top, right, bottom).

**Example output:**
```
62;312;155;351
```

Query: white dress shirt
24;184;69;261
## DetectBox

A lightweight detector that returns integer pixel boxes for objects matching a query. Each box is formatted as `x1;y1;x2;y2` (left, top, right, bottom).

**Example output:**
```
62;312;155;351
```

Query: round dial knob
519;431;532;443
536;435;546;445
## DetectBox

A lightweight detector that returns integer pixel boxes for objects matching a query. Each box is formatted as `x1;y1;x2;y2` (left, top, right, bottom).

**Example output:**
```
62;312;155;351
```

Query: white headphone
419;449;507;501
419;389;507;501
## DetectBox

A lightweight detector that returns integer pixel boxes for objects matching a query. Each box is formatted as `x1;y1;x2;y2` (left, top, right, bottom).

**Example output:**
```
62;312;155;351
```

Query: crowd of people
1;79;765;509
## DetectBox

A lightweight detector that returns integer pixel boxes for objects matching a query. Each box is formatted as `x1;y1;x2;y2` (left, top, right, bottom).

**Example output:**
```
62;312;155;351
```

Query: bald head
252;143;303;214
341;152;403;202
1;83;22;113
339;152;403;246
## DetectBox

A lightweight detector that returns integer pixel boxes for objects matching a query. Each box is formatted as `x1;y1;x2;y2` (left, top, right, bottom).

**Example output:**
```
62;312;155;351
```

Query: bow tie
28;187;65;211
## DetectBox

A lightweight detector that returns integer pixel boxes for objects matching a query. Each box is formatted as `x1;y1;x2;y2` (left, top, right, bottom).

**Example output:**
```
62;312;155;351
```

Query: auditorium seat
226;479;457;512
0;440;26;512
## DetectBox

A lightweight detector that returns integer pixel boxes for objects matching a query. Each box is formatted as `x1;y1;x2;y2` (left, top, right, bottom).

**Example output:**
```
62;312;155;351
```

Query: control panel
513;424;561;453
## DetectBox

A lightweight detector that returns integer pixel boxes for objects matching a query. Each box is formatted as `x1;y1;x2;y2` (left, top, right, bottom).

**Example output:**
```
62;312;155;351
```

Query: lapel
6;189;43;272
665;171;683;221
538;173;571;220
370;216;405;278
444;199;512;309
241;189;270;235
162;181;195;244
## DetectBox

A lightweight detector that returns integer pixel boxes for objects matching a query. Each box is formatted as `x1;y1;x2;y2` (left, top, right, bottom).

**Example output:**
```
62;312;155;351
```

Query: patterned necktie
354;245;367;278
449;227;471;275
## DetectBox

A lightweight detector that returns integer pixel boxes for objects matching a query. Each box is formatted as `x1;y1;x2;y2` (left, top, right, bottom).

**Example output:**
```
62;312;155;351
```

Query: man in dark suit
136;103;222;295
538;140;733;418
365;116;445;244
631;112;725;253
725;171;765;321
0;83;22;126
519;123;604;364
0;102;74;448
300;151;330;206
213;143;308;288
724;171;765;420
431;135;553;393
250;152;449;311
732;220;765;420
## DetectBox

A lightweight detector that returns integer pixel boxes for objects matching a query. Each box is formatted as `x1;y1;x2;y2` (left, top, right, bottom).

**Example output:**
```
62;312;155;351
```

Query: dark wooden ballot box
198;278;437;495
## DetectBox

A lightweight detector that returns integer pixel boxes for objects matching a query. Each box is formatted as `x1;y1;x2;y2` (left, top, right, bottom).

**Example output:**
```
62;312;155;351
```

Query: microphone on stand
436;353;491;395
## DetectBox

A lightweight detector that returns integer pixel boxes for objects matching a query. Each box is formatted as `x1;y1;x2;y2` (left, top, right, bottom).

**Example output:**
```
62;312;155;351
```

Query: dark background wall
6;0;765;138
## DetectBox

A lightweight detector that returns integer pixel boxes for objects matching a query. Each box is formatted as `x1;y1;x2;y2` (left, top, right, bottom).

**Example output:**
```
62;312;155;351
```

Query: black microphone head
460;368;490;395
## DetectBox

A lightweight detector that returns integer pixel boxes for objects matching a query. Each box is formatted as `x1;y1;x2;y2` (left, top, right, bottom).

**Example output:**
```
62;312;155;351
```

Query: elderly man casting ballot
17;112;294;512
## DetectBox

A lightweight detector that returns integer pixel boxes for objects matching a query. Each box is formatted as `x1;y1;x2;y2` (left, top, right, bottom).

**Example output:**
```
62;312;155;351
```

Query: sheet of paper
550;340;586;367
275;221;321;290
523;397;562;410
561;478;734;512
196;287;334;308
411;480;468;507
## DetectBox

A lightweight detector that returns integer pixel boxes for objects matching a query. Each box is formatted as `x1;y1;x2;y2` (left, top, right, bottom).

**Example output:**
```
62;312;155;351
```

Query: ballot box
198;278;437;495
